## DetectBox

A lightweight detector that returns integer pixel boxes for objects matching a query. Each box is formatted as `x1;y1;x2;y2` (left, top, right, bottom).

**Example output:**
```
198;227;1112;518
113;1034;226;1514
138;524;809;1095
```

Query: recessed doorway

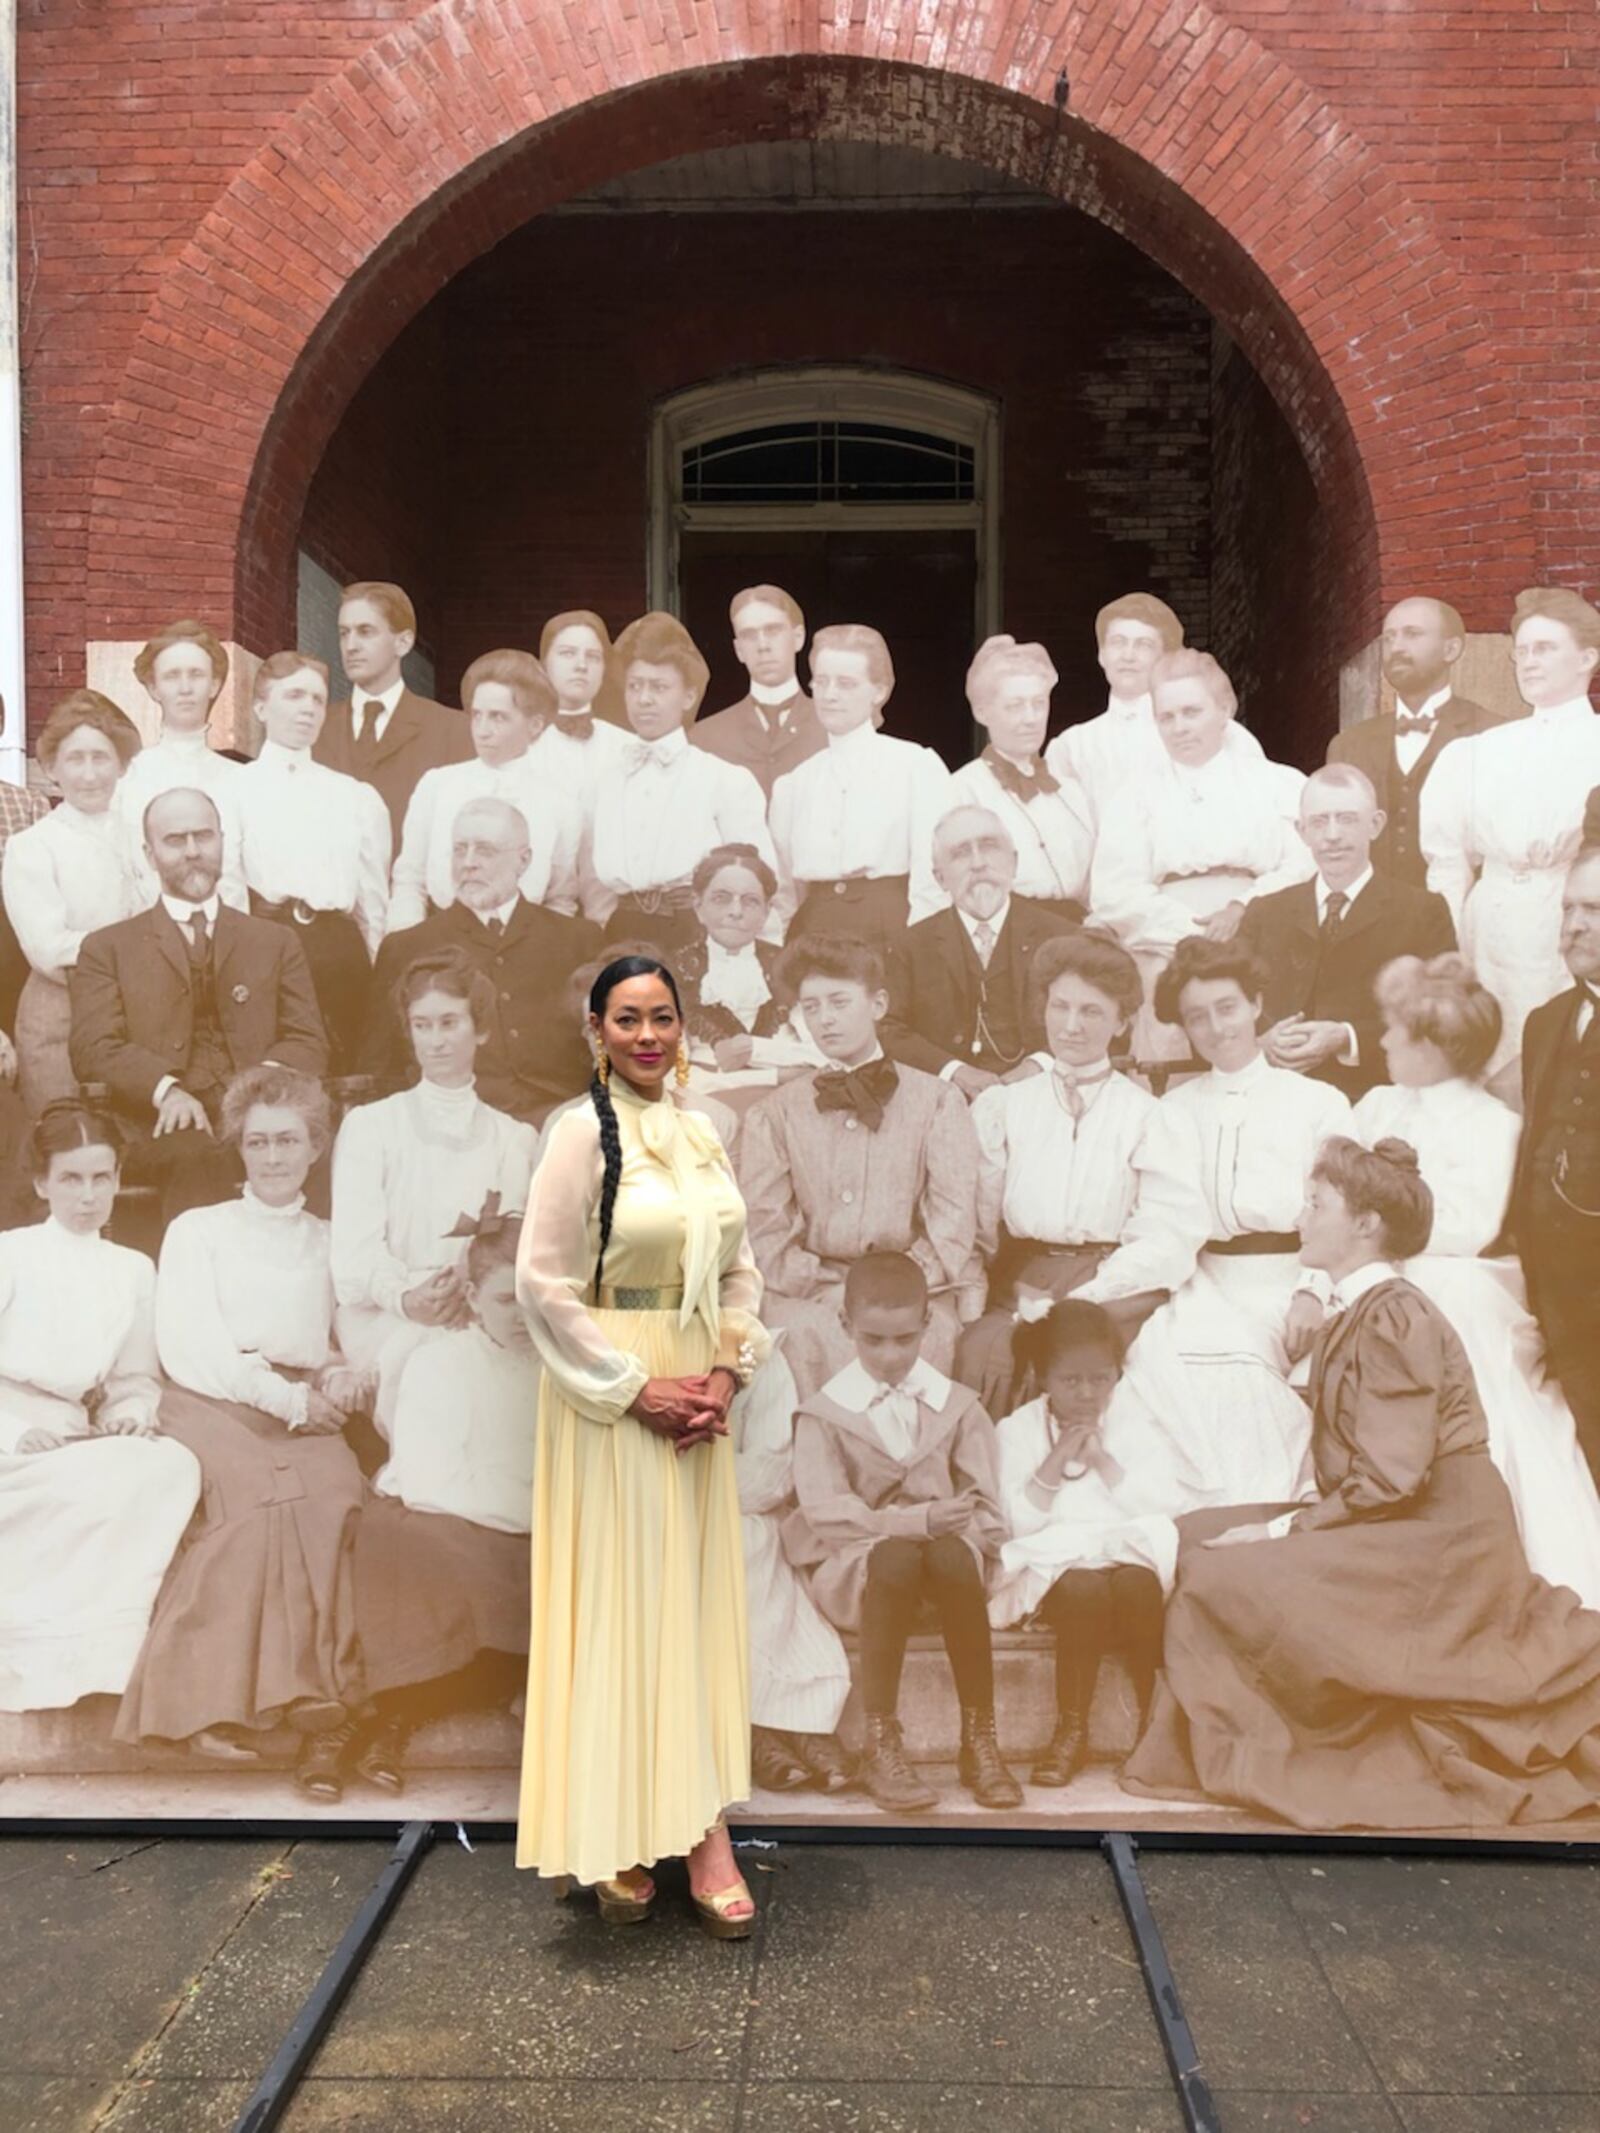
651;368;1000;768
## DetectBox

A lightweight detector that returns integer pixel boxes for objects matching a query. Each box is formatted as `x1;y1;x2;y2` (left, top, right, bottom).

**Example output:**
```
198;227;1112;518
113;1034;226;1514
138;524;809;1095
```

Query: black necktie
813;1058;900;1132
483;916;506;941
1321;888;1348;943
355;700;385;759
186;908;211;970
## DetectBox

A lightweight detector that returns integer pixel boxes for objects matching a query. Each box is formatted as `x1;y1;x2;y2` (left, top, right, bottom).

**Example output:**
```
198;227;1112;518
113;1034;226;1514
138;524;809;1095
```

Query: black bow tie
1394;712;1437;730
813;1058;900;1132
557;713;595;740
982;744;1061;801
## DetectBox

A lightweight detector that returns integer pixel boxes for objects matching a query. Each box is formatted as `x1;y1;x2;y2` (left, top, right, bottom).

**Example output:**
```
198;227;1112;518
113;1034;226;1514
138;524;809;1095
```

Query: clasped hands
1261;1014;1351;1073
629;1369;739;1456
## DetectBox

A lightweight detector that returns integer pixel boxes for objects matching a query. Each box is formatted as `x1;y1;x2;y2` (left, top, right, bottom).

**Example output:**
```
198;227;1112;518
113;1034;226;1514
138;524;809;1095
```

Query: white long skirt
1463;859;1570;1079
1400;1253;1600;1610
1109;1250;1315;1515
0;1421;202;1713
734;1344;851;1735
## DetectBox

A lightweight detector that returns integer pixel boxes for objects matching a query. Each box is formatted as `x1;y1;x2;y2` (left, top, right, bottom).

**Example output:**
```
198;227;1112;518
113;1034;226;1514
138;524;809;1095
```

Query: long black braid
588;953;682;1299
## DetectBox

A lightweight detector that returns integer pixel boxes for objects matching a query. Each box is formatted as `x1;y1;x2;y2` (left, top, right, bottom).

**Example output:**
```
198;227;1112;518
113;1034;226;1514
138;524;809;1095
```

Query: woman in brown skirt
115;1066;374;1786
1124;1135;1600;1832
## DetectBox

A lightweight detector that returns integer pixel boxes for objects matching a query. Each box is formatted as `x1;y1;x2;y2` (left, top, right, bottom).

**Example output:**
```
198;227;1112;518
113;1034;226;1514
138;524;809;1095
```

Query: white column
0;0;23;783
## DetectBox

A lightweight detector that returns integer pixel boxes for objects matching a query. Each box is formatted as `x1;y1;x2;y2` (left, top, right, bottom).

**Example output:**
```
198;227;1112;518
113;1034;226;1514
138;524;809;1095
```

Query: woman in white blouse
677;844;825;1084
342;1201;540;1795
589;613;775;959
1113;935;1350;1512
1344;953;1600;1607
0;1100;201;1714
330;948;537;1423
115;1067;376;1786
1420;587;1600;1079
1091;650;1311;1062
2;691;144;1114
956;930;1207;1418
768;623;953;957
948;635;1093;920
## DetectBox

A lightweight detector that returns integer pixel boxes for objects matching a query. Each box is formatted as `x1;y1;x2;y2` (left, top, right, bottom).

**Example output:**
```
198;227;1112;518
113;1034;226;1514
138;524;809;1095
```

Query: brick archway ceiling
86;4;1537;657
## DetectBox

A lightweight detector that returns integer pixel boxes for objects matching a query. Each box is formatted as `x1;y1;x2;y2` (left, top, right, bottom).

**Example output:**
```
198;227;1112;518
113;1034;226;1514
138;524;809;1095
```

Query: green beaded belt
595;1283;686;1310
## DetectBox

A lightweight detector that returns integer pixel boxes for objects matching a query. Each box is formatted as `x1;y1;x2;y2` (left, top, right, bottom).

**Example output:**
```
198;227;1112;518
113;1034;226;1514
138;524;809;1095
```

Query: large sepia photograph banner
3;570;1600;1843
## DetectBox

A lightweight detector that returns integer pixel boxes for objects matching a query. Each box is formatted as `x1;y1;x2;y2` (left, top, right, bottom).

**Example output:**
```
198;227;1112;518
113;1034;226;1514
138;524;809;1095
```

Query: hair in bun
1372;1137;1421;1176
1311;1134;1433;1259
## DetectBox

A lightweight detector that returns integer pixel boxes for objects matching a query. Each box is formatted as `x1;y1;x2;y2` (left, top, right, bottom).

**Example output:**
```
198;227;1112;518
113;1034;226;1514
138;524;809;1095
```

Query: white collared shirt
749;677;803;714
1315;865;1373;924
1327;1258;1401;1316
234;740;393;953
160;891;222;933
0;802;144;981
349;678;405;745
957;897;1012;958
701;937;772;1027
948;752;1094;904
1576;985;1598;1042
769;720;952;924
590;729;773;907
1393;684;1453;775
384;750;585;934
825;1354;951;1462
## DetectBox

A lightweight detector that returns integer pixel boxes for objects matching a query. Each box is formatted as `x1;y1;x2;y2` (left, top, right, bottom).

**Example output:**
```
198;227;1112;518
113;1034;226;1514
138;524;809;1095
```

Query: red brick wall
299;207;1224;734
16;3;1595;739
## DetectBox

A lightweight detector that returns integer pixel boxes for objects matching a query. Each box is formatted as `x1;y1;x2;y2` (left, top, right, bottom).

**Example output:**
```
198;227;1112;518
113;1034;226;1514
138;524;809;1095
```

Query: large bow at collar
813;1058;900;1132
632;1097;729;1339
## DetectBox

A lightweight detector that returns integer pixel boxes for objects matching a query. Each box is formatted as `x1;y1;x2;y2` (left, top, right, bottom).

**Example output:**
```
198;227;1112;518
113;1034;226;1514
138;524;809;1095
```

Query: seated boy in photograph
784;1251;1022;1816
740;935;983;1399
992;1299;1177;1788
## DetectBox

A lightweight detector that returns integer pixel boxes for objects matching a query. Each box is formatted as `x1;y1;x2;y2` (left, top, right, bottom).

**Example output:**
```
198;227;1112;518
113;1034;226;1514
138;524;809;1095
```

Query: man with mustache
1326;595;1509;887
1236;764;1455;1099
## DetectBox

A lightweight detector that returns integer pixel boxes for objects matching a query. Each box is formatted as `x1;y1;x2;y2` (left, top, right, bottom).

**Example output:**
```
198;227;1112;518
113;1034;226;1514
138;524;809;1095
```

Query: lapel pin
231;984;251;1004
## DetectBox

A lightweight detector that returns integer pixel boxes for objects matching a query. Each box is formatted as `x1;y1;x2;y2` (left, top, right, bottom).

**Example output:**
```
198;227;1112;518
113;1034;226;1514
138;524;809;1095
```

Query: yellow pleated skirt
516;1306;751;1883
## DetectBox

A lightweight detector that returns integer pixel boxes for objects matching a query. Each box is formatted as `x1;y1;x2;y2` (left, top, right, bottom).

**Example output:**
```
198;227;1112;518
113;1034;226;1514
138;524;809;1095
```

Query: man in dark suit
313;579;471;843
689;584;825;799
361;795;600;1121
1238;764;1457;1100
883;804;1078;1097
1327;594;1512;886
1508;847;1600;1482
69;787;328;1222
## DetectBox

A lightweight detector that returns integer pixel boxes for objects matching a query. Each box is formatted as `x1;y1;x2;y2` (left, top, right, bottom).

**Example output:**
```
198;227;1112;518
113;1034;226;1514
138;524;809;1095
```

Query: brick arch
85;3;1536;657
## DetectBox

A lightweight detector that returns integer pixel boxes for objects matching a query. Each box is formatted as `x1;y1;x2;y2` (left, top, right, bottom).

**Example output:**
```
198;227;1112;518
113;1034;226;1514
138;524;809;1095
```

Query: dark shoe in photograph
752;1724;811;1791
860;1712;938;1813
958;1706;1024;1810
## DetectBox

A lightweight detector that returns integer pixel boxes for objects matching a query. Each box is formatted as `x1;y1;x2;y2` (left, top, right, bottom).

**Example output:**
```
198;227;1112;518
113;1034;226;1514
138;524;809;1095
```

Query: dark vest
186;937;233;1100
1374;758;1429;887
1528;1013;1600;1226
961;956;1030;1073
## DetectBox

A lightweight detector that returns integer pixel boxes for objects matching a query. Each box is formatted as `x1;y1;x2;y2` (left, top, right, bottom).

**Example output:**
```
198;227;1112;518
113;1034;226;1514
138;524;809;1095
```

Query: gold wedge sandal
689;1876;756;1941
553;1871;656;1925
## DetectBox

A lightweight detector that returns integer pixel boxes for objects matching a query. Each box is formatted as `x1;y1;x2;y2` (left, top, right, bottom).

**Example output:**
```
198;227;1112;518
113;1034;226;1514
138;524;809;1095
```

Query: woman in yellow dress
515;953;770;1934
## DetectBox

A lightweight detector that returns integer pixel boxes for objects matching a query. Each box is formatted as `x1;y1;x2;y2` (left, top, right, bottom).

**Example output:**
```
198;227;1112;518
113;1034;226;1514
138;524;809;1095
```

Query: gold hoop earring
593;1043;611;1087
675;1041;691;1087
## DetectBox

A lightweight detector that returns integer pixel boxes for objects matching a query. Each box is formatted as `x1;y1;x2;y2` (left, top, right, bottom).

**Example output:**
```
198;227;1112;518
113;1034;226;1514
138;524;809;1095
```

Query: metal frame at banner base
7;1818;1599;2133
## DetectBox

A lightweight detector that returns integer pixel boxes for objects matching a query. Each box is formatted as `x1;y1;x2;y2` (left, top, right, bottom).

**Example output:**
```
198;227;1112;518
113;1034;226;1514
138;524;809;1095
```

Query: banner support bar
231;1817;435;2133
1103;1830;1224;2133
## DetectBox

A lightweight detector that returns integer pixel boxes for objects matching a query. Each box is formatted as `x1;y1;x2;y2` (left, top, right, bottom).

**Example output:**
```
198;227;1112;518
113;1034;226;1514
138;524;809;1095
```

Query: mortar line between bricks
84;1835;303;2133
1265;1854;1408;2129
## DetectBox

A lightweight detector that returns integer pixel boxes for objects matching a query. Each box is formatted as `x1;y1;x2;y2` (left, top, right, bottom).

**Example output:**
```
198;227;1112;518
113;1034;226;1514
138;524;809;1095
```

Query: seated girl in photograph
340;1199;536;1801
676;843;826;1083
115;1067;374;1779
992;1300;1176;1787
330;949;537;1423
956;929;1207;1419
1341;952;1600;1609
784;1251;1021;1817
1106;934;1349;1514
735;1334;857;1798
0;1100;201;1716
1125;1137;1600;1833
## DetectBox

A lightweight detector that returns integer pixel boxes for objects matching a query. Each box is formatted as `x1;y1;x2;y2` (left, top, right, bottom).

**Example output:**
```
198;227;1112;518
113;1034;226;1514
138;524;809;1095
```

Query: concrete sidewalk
4;1833;1599;2132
